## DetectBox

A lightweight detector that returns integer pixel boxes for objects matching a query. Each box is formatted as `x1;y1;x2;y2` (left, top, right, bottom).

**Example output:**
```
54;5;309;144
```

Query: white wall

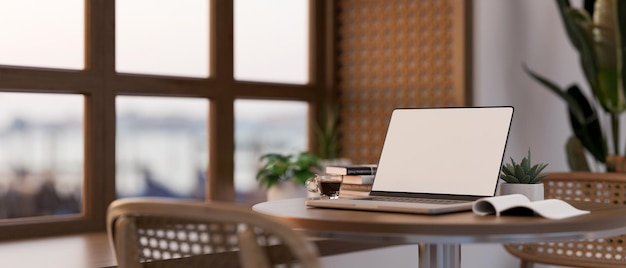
474;0;586;172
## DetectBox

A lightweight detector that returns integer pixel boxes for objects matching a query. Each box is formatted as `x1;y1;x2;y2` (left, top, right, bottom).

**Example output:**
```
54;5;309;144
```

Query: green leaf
596;69;623;113
501;174;521;183
292;169;316;185
566;85;607;162
619;0;626;119
527;164;541;180
521;151;531;173
509;157;518;168
514;164;525;182
591;0;624;114
565;136;590;171
555;0;600;91
556;0;584;50
570;9;600;92
533;174;548;184
295;152;319;168
527;163;548;184
501;163;515;176
616;0;626;155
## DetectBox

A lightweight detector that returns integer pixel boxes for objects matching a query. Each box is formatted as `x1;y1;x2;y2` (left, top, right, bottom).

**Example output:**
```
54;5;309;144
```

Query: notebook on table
305;106;514;215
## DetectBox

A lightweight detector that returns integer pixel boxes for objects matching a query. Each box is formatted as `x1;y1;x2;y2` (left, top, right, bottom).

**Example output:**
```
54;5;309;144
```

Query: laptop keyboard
369;196;470;205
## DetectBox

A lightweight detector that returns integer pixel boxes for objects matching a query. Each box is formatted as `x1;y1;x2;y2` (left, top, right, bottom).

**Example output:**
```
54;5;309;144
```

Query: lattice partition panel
335;0;467;164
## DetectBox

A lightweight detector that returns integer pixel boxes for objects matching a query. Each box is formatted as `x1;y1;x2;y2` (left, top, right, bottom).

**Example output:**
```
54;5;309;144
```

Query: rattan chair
503;172;626;268
107;198;321;268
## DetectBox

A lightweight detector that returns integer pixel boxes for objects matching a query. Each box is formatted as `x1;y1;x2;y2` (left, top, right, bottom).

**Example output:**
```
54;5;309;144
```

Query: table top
253;198;626;244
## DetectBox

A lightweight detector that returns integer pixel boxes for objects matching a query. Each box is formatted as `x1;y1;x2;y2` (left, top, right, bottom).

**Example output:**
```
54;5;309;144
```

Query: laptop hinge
369;191;482;201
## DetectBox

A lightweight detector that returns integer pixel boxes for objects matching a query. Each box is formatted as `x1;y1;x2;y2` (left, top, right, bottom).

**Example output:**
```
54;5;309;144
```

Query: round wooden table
253;198;626;268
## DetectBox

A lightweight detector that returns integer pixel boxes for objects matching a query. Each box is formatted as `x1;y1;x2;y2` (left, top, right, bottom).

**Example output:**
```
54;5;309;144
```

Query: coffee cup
305;174;342;199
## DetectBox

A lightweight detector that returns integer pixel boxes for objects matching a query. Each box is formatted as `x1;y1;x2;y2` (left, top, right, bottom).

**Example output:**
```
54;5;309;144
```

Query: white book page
512;199;590;220
472;194;530;216
473;194;590;219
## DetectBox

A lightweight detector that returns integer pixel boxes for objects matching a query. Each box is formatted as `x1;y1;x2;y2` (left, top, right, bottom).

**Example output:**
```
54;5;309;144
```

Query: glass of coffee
305;174;342;199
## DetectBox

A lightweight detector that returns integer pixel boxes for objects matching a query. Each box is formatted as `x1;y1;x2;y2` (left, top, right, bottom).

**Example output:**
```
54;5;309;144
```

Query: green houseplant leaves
255;152;320;189
525;0;626;170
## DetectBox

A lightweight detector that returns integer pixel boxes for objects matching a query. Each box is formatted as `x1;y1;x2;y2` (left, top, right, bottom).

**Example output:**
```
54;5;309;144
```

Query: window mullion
208;0;235;201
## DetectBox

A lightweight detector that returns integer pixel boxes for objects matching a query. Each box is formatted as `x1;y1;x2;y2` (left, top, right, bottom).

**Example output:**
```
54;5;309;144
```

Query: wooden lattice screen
335;0;470;164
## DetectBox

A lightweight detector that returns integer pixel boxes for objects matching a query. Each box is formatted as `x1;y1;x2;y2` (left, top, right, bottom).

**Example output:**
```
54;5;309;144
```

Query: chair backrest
504;172;626;268
107;198;321;268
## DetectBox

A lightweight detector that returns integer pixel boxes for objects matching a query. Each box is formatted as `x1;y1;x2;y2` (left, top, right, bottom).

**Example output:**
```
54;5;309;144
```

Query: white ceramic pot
499;183;544;201
266;180;308;201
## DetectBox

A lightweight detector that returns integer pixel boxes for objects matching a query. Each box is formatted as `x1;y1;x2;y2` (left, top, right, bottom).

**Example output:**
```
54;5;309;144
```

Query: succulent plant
500;149;549;184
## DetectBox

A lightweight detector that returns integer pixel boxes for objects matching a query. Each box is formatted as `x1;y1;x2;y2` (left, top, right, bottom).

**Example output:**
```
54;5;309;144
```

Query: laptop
305;106;514;214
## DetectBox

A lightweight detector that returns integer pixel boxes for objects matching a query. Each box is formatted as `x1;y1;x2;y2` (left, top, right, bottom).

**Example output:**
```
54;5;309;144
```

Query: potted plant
256;152;321;200
524;0;626;171
499;149;549;201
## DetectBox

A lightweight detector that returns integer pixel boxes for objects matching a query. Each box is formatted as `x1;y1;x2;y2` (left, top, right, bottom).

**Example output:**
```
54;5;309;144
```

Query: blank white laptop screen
372;107;513;197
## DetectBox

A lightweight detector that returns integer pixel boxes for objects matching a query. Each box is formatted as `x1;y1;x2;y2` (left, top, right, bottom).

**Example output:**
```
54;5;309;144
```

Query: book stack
324;164;377;198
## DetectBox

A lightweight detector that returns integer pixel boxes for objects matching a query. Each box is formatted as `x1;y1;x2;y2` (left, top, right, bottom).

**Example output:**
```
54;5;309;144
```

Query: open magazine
472;194;590;220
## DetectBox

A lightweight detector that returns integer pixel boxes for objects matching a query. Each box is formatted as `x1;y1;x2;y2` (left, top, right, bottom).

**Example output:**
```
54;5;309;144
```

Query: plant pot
606;155;626;173
499;183;544;201
266;180;308;201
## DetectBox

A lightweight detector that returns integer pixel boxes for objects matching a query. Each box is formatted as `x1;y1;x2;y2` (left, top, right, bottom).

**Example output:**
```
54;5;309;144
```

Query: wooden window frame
0;0;331;240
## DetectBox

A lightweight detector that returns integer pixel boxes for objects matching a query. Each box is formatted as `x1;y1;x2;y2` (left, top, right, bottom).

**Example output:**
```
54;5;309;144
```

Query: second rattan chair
107;197;321;268
503;172;626;268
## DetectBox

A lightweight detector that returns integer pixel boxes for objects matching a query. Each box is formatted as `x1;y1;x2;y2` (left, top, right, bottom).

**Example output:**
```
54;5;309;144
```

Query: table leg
418;243;460;268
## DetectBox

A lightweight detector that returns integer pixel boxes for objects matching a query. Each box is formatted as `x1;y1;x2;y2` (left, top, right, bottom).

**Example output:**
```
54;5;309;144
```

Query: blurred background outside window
0;93;83;219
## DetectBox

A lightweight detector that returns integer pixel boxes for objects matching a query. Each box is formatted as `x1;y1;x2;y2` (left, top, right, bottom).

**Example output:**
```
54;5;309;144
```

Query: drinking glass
305;174;342;199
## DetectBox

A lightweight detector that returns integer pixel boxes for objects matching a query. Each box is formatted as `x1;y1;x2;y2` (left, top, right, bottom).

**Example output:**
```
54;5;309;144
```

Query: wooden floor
0;232;117;268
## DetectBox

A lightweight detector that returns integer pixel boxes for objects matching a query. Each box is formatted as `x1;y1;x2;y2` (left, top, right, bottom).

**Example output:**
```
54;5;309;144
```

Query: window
116;96;209;199
234;100;308;203
116;0;210;77
0;93;83;218
234;0;309;84
0;0;85;69
0;0;329;239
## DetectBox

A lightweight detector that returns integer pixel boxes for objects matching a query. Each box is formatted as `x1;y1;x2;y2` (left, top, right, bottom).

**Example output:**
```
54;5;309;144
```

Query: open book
472;194;590;220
